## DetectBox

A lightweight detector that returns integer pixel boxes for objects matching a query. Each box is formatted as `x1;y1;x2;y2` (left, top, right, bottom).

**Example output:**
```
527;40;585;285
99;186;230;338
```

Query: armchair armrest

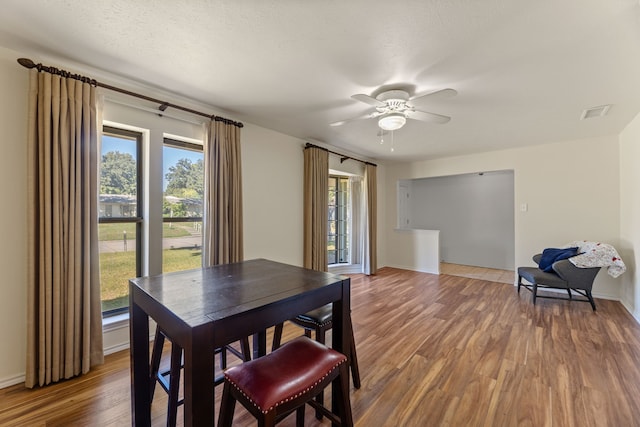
532;253;542;265
552;259;600;291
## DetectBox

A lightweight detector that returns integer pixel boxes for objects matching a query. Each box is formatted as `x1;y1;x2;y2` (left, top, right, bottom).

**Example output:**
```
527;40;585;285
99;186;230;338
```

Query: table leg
183;331;215;426
332;278;353;427
129;298;150;426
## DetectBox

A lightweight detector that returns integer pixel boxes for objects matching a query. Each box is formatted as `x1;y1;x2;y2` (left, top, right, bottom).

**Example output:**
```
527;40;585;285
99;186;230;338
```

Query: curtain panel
26;70;103;388
350;176;363;266
303;146;329;271
203;119;243;266
363;163;377;275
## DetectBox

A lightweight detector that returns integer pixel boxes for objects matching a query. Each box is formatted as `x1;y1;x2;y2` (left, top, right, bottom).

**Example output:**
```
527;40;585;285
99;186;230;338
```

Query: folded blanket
538;247;579;272
564;241;626;278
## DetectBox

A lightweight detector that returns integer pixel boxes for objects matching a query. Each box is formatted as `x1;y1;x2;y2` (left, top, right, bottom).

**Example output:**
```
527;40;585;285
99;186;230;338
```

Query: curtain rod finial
17;58;36;69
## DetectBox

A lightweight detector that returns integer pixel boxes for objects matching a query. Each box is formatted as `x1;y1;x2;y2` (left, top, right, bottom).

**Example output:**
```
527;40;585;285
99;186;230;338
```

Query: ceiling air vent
581;104;611;120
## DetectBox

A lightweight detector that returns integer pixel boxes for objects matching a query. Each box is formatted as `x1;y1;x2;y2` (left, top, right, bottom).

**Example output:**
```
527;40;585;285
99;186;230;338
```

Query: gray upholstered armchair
517;253;600;310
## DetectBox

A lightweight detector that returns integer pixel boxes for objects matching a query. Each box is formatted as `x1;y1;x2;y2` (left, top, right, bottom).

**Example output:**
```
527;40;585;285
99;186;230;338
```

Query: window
99;127;142;315
162;138;204;273
328;175;349;265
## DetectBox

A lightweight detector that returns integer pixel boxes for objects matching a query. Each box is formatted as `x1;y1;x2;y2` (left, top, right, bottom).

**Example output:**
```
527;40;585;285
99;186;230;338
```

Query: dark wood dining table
129;258;351;426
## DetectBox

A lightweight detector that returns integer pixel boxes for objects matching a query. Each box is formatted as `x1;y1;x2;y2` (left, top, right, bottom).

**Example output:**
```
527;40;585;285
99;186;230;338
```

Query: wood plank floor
2;266;640;426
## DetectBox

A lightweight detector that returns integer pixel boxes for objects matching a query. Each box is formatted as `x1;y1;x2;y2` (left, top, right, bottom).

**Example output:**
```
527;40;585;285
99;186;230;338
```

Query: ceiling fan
330;88;457;130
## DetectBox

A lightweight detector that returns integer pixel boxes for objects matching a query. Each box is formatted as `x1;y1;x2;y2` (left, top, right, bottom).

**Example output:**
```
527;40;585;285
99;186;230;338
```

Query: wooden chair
149;327;251;427
218;336;353;427
272;304;360;420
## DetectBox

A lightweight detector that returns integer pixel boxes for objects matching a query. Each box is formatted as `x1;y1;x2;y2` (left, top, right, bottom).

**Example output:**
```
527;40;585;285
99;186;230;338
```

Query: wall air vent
580;104;611;120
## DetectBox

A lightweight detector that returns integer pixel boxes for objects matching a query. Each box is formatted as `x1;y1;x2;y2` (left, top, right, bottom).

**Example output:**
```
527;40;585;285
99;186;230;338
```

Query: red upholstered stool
272;304;361;420
218;336;353;427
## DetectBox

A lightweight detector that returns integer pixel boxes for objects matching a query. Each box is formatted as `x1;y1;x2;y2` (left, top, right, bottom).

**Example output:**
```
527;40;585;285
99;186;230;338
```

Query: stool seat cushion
296;304;333;326
223;336;347;414
517;266;568;288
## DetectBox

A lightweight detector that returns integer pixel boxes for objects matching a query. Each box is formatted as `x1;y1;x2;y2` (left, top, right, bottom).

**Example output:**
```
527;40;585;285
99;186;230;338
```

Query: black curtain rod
304;143;377;167
17;58;243;128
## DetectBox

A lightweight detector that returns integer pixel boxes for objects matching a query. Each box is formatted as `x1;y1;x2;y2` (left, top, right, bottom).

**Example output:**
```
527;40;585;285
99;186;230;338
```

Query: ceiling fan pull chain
390;130;395;152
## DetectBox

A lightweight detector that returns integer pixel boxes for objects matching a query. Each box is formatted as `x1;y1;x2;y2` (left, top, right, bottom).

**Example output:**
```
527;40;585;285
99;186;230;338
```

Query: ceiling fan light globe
378;113;406;131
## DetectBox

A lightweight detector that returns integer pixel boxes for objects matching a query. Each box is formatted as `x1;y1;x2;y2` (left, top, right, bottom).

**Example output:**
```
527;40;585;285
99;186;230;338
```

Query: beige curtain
203;118;243;266
349;176;363;266
26;70;103;388
363;163;377;275
303;146;328;271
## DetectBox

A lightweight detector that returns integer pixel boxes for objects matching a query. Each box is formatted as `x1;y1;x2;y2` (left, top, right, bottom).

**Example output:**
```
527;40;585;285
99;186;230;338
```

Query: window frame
162;138;204;273
99;126;143;317
328;175;350;265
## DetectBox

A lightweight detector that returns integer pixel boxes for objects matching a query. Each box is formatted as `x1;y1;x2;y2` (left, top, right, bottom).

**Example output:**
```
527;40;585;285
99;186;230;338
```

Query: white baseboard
104;342;130;356
385;263;439;275
329;264;363;275
619;298;640;324
0;373;25;389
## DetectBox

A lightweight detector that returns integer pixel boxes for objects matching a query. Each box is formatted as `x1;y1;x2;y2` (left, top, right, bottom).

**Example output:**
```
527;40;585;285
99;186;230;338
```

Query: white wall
0;47;29;387
619;112;640;319
242;124;305;266
406;171;515;270
385;135;622;297
387;229;440;274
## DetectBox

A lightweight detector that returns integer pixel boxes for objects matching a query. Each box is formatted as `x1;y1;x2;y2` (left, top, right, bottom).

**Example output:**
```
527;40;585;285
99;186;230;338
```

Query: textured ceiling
2;0;640;161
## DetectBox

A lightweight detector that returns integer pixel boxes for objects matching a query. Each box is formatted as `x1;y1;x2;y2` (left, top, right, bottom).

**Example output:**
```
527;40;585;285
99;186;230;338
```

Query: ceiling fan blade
407;109;451;124
409;88;457;104
351;93;386;107
329;111;383;127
